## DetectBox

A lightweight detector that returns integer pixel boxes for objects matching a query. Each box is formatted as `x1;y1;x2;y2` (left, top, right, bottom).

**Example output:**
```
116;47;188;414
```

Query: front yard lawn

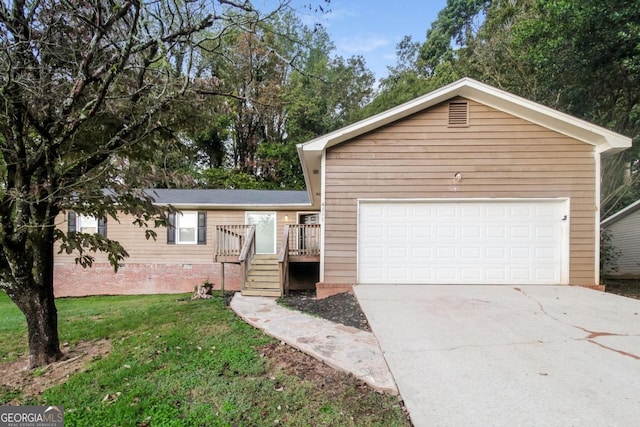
0;292;409;426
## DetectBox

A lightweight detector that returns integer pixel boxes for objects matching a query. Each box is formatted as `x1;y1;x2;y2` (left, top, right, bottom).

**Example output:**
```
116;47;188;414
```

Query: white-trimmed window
68;212;107;237
78;215;98;234
167;211;206;245
176;212;198;244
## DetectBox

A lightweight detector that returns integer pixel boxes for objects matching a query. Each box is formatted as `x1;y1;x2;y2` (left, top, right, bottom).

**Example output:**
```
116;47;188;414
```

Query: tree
0;0;299;368
192;11;375;189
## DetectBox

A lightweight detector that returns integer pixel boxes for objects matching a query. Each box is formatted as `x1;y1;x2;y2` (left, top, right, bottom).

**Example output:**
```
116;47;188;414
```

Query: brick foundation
315;283;354;299
54;262;242;297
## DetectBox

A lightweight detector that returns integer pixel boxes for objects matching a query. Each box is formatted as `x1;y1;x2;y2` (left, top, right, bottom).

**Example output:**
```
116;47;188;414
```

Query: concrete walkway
230;293;397;394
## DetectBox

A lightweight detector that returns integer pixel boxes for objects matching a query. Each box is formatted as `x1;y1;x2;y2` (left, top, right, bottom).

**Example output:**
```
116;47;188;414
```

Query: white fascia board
458;82;632;153
296;146;323;210
297;143;318;209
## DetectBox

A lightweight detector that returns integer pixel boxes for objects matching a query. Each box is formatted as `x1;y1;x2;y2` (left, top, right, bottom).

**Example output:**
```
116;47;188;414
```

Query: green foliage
195;168;262;189
193;116;232;169
418;0;491;75
0;293;409;426
189;12;375;189
600;228;622;275
255;142;306;189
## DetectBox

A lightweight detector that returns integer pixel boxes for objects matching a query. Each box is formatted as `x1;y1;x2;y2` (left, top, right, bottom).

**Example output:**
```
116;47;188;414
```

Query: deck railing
215;225;253;258
286;224;321;257
215;225;256;291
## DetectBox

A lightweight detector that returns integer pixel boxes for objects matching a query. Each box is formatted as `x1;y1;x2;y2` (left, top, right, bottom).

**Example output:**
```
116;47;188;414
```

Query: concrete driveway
354;285;640;427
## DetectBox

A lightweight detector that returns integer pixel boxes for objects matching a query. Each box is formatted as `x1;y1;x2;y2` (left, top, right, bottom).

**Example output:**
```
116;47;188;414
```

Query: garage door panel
436;268;456;281
510;226;530;238
486;227;506;238
436;247;456;259
358;200;566;285
486;247;506;260
510;247;530;259
388;226;408;239
461;269;482;281
462;226;482;238
486;268;506;280
461;247;482;259
388;247;408;260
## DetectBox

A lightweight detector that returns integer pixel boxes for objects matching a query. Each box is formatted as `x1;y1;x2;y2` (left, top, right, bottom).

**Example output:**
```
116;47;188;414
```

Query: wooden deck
215;224;320;296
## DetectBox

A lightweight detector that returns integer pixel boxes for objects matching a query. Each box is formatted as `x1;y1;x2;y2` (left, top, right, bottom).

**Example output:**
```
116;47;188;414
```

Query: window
78;215;98;234
176;212;197;244
67;212;107;237
167;211;206;245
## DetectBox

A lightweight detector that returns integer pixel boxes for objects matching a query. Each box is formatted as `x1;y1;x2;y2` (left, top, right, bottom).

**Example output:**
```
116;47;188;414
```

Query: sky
294;0;448;81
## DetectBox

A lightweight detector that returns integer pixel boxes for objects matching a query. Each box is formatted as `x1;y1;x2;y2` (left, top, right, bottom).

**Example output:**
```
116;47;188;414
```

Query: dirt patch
0;339;112;404
260;342;411;422
261;341;356;386
278;291;370;331
605;279;640;300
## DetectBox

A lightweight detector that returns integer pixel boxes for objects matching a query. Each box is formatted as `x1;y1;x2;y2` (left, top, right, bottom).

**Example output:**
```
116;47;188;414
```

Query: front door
246;212;276;254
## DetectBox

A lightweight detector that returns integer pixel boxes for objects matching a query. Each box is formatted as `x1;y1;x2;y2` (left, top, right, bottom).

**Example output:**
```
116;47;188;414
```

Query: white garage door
358;200;568;285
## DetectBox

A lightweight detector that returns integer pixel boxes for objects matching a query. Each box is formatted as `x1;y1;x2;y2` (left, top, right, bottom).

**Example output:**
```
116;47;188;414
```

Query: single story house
601;199;640;278
54;189;319;297
54;78;632;298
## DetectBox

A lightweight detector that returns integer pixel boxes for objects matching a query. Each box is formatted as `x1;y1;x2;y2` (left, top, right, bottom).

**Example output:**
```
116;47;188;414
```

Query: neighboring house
601;199;640;278
54;78;632;298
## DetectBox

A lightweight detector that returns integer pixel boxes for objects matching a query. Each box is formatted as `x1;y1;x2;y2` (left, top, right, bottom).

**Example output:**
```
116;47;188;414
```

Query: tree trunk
5;225;63;369
12;285;63;369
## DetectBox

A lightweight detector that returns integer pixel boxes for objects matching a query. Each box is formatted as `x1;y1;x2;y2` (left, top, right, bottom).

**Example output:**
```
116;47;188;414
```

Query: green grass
0;291;409;426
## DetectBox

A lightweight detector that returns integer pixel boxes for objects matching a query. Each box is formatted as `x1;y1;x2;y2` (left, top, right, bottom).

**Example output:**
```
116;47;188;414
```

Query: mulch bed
277;290;370;331
604;279;640;300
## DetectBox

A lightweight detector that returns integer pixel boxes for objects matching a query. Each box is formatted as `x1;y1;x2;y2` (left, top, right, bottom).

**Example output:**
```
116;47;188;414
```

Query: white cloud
322;7;358;23
336;34;391;54
382;52;397;61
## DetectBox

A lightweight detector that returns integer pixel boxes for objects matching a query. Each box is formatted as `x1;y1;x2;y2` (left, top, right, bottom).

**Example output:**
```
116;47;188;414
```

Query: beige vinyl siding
55;209;295;265
323;98;597;286
605;210;640;278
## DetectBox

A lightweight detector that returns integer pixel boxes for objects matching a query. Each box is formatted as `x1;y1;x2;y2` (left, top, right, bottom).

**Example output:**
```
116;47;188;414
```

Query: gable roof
146;189;310;209
297;77;633;207
602;199;640;227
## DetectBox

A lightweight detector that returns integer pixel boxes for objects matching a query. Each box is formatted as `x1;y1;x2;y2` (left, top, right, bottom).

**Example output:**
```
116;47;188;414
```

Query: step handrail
279;224;290;295
239;225;256;291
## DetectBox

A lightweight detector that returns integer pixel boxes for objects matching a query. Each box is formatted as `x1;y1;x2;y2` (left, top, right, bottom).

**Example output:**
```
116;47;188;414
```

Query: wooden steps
242;254;282;297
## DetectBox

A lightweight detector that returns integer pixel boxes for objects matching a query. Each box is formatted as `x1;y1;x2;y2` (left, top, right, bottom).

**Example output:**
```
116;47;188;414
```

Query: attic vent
448;101;469;127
